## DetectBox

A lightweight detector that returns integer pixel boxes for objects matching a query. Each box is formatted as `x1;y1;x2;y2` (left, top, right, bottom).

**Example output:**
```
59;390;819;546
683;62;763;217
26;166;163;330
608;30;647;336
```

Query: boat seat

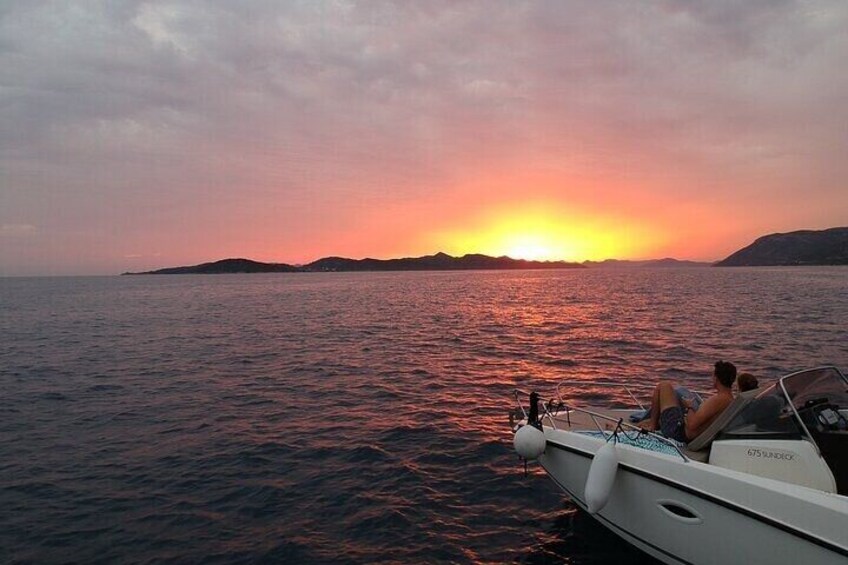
740;394;783;427
682;448;710;463
686;389;761;453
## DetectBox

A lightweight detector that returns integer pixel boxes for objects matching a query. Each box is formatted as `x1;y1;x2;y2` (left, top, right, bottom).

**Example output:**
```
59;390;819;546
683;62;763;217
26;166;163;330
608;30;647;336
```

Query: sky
2;1;847;275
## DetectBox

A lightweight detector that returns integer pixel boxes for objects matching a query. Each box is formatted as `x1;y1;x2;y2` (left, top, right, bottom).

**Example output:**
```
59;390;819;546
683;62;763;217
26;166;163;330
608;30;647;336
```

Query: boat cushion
578;431;684;457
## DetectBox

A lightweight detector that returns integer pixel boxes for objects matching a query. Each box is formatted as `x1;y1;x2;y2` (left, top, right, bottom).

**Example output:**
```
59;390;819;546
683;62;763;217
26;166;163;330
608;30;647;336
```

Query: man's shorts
660;406;688;443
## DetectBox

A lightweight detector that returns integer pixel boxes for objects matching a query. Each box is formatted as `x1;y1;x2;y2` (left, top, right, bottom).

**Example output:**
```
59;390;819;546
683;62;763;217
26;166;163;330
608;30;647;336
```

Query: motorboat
511;366;848;564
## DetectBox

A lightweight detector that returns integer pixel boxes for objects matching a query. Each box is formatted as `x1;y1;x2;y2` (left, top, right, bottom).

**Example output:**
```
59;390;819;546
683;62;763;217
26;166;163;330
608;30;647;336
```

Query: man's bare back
683;390;733;439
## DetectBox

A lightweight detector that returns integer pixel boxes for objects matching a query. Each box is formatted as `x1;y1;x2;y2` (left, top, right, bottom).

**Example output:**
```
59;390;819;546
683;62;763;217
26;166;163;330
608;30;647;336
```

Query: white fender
514;424;546;460
585;441;619;514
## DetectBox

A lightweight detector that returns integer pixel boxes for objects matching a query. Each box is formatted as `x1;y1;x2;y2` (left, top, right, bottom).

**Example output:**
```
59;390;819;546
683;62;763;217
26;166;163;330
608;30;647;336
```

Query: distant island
123;252;586;275
582;258;711;268
126;258;301;275
716;227;848;266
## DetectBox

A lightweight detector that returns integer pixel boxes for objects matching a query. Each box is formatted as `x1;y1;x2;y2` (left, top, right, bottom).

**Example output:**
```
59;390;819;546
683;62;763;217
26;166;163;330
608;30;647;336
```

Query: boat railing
512;387;562;430
553;380;712;411
512;386;690;462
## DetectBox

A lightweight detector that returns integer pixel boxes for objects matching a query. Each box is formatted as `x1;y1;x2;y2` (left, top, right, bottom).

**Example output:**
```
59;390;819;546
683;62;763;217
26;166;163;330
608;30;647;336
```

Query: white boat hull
539;429;848;565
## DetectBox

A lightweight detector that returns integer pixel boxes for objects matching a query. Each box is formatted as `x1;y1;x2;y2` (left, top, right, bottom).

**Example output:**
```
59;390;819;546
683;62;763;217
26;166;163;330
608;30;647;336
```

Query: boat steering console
798;397;848;433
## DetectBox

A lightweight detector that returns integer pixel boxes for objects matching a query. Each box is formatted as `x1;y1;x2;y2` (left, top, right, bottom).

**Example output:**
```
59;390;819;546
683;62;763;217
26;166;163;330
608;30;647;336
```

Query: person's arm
684;396;726;439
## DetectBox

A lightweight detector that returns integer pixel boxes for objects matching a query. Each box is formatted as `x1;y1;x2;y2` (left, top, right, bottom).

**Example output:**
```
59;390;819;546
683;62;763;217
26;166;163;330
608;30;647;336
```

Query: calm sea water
2;268;847;564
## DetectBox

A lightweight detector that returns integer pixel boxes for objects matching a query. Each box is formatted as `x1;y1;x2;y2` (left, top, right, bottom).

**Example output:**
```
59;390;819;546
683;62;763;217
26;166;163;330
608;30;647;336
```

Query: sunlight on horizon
428;204;664;262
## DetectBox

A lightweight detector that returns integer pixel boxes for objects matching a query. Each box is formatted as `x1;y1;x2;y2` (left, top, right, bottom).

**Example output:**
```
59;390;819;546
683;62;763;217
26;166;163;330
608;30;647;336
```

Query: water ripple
1;268;847;563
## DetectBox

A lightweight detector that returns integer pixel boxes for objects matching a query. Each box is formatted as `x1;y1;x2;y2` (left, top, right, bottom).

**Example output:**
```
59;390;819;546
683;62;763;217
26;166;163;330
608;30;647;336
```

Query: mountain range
123;227;848;274
582;258;711;268
123;253;585;275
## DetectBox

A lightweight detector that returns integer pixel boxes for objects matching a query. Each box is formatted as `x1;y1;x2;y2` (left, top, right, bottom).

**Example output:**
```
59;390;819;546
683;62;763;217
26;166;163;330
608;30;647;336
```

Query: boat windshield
718;367;848;440
719;383;803;439
781;366;848;413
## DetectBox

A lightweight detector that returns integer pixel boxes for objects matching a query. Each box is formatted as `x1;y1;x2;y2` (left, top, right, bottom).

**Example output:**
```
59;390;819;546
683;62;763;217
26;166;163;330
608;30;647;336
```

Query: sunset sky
2;1;848;275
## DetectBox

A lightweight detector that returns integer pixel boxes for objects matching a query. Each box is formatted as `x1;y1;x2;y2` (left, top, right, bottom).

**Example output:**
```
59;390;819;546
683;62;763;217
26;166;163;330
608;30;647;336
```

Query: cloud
132;3;196;55
1;1;847;273
0;223;37;236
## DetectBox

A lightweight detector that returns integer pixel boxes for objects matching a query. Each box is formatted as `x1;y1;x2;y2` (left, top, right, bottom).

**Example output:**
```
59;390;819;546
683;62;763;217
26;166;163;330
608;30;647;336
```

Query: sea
2;267;847;564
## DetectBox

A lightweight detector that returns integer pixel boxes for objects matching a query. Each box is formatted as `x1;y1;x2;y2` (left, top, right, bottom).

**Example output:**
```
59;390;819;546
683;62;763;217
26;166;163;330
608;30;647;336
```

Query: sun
427;203;662;262
505;234;555;261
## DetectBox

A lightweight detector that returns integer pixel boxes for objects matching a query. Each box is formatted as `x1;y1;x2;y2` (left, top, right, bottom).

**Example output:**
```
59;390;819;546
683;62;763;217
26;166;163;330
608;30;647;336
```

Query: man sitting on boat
640;361;737;443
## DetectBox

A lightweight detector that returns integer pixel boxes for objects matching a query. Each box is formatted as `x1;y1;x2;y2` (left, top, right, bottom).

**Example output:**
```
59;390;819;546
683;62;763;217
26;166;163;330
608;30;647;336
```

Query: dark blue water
2;268;846;563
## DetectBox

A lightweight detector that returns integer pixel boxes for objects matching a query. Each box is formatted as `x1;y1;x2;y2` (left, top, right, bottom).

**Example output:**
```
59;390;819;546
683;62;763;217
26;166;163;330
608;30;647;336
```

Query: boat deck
544;407;708;461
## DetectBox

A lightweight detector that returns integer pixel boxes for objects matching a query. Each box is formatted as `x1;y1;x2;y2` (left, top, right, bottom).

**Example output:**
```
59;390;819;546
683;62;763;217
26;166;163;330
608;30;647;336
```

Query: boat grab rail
512;387;690;462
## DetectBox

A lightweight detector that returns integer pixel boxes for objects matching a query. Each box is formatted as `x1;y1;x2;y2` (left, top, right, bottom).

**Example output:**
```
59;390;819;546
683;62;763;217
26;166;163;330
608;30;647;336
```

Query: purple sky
2;1;847;275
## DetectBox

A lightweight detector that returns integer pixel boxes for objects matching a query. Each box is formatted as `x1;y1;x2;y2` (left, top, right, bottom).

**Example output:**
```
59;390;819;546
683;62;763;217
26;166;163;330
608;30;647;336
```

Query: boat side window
718;384;803;440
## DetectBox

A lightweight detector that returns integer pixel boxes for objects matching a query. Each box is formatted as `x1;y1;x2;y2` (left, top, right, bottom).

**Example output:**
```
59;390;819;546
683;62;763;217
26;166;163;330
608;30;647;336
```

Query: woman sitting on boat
737;372;758;392
641;361;737;443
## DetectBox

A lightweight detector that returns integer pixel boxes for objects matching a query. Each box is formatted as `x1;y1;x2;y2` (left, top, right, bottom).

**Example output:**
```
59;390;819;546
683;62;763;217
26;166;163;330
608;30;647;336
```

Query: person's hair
737;372;758;392
714;361;737;388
